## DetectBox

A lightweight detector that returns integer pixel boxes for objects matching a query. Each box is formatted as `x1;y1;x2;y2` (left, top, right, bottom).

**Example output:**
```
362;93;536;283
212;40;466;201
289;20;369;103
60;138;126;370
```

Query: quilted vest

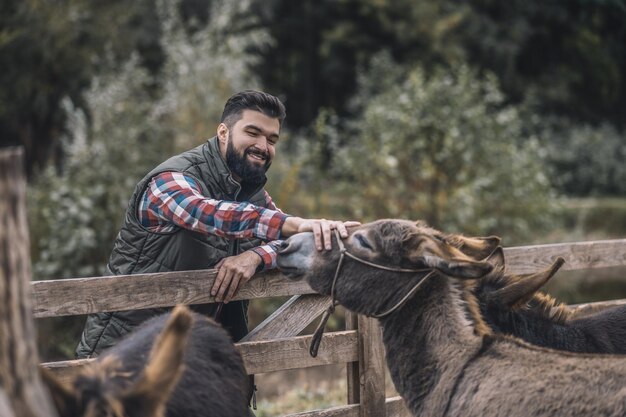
76;137;268;358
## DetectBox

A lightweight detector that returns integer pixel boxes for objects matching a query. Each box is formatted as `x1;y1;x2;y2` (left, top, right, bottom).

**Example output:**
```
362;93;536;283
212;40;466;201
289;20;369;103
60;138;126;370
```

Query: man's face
219;110;280;184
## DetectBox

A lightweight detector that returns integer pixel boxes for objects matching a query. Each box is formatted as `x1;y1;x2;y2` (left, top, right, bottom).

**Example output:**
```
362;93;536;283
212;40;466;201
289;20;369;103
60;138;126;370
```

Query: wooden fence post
0;147;58;417
357;315;386;417
345;310;360;405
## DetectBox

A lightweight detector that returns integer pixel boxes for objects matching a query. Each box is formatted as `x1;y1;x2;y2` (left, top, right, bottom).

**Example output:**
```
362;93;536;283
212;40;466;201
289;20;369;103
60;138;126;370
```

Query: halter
309;229;435;357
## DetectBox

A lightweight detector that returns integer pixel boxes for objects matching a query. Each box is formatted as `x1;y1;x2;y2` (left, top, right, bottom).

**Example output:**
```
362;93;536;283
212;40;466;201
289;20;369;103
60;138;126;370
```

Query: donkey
475;247;626;353
277;219;626;417
42;305;249;417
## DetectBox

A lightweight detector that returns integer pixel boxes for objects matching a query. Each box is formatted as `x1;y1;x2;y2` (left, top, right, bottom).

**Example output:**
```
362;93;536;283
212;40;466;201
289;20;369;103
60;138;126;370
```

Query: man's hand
211;251;262;303
282;217;361;251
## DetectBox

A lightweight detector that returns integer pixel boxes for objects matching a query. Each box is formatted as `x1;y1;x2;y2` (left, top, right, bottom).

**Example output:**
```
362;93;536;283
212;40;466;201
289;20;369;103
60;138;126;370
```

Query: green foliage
252;0;626;131
540;122;626;196
28;61;172;279
282;54;558;243
0;0;165;176
156;0;269;149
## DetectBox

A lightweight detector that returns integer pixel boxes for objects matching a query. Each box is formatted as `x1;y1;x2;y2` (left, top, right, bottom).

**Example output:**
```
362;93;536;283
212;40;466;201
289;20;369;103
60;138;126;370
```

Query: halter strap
309;229;435;357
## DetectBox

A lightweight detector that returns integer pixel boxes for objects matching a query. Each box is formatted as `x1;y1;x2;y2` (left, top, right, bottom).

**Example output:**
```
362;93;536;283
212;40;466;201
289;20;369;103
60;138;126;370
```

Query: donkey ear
40;366;79;417
418;255;493;279
484;246;505;272
487;257;565;307
445;234;502;260
122;305;193;416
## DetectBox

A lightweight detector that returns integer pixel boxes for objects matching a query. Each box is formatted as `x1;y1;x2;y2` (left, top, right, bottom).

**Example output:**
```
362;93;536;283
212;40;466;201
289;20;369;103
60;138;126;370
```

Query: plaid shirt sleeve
138;172;289;247
248;190;285;270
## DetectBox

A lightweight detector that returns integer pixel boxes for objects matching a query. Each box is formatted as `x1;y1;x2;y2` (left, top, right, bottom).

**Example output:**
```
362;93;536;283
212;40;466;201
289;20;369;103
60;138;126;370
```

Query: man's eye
355;234;373;250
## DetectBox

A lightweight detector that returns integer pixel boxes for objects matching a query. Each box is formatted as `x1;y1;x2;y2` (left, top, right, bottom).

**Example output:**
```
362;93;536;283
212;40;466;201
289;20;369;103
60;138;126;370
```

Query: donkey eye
355;234;374;250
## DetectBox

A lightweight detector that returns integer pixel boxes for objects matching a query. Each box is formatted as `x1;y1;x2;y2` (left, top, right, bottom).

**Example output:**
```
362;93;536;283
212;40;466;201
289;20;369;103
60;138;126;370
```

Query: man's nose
255;136;268;151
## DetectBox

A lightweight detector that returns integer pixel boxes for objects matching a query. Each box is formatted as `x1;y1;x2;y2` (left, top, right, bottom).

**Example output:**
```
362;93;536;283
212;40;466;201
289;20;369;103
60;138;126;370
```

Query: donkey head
277;219;498;317
41;306;193;417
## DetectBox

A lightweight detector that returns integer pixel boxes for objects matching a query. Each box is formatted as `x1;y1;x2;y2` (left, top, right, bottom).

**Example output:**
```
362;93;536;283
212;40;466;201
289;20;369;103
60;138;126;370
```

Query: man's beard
225;136;271;185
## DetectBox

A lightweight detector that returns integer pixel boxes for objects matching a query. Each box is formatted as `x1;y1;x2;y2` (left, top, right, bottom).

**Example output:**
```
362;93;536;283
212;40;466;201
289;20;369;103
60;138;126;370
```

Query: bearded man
76;90;357;360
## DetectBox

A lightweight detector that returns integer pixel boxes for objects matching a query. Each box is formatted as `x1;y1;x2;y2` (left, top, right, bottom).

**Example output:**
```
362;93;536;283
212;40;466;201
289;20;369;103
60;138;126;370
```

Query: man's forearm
280;216;304;237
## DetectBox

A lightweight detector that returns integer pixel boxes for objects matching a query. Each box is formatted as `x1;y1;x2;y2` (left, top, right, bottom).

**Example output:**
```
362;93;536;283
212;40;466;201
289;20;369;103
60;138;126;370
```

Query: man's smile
246;148;269;162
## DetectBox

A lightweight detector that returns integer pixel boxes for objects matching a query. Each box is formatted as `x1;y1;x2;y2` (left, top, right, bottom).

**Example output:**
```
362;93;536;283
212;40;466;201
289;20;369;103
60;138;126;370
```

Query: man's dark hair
220;90;286;128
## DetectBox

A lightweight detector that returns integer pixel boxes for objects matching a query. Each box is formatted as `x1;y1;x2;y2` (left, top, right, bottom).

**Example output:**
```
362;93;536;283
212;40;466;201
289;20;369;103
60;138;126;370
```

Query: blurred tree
0;0;165;177
459;0;626;126
249;0;469;130
541;121;626;196
284;53;558;243
251;0;626;131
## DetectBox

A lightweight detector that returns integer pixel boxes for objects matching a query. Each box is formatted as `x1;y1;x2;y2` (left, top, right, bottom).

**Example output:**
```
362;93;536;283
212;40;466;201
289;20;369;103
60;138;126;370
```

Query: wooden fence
3;147;626;417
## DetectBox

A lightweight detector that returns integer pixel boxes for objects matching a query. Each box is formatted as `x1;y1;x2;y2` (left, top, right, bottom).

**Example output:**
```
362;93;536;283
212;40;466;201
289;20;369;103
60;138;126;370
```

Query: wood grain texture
0;148;58;417
43;331;358;380
0;390;16;417
345;311;360;405
566;298;626;319
504;239;626;274
241;294;331;342
30;239;626;318
282;397;408;417
240;331;358;374
357;316;386;417
32;269;314;318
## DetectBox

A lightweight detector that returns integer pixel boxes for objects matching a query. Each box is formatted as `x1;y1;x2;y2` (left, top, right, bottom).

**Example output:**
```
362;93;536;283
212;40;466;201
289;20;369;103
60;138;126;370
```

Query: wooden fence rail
36;238;626;416
31;238;626;318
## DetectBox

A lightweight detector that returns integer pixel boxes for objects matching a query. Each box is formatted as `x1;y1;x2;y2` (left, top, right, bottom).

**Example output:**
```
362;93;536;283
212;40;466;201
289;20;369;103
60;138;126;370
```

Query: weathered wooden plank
0;147;58;417
383;396;411;417
357;316;386;417
282;396;407;417
30;239;625;318
42;331;359;382
241;294;331;342
345;311;360;405
566;298;626;319
32;270;315;318
242;331;358;375
0;390;16;417
284;403;359;417
504;239;626;274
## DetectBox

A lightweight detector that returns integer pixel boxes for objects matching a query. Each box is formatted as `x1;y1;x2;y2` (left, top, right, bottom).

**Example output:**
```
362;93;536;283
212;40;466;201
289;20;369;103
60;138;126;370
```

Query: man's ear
217;123;229;143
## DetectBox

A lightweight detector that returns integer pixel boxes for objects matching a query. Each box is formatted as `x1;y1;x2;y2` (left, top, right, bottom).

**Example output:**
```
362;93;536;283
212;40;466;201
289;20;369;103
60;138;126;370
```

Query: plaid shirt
138;171;287;270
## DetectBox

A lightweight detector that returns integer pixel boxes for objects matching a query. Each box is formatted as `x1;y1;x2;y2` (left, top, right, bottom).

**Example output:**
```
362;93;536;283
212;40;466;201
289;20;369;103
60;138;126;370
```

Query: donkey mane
455;275;625;359
477;269;572;324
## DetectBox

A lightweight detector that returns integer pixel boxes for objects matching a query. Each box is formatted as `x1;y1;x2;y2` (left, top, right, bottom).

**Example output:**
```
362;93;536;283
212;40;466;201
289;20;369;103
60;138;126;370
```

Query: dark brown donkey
475;247;626;353
42;305;249;417
277;219;626;417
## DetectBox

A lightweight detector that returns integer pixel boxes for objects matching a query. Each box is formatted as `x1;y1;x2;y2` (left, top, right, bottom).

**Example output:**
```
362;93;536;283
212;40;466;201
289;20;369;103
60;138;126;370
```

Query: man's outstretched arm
141;171;359;302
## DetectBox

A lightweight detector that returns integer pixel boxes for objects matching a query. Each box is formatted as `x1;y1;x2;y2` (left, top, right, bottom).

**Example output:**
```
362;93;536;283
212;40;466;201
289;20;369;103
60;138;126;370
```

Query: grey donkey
277;219;626;417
